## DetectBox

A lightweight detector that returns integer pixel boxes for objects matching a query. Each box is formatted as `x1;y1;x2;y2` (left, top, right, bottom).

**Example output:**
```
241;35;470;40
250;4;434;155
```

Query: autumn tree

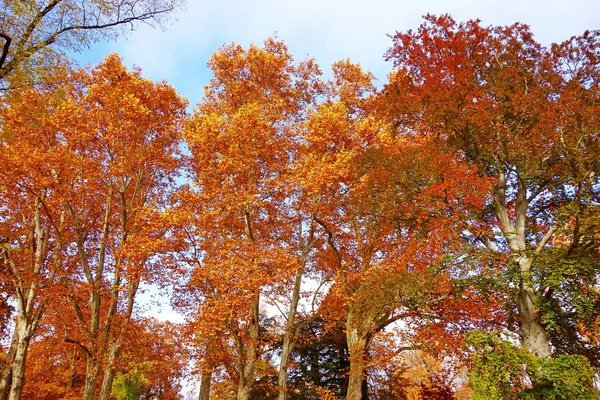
20;319;87;400
109;319;188;400
16;316;187;400
384;14;600;392
0;54;185;399
299;59;492;400
0;0;181;85
182;37;321;400
0;71;72;400
51;55;186;400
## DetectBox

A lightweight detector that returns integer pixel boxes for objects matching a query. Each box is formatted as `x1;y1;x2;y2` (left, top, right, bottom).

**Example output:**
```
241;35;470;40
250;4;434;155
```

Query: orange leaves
181;41;324;397
0;53;188;399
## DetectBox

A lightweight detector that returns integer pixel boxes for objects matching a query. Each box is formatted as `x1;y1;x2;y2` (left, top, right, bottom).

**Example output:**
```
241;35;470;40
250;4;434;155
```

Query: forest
0;1;599;400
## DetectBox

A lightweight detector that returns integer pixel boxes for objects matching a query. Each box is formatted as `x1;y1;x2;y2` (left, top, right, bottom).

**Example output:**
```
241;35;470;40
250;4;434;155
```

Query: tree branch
64;337;91;356
0;33;11;72
534;225;557;255
313;215;342;268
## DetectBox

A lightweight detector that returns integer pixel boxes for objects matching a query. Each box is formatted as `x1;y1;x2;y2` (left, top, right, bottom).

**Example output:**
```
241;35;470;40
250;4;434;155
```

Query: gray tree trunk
494;171;552;358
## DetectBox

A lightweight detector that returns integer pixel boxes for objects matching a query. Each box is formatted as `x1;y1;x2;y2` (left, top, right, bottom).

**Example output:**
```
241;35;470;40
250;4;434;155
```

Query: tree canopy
0;12;599;400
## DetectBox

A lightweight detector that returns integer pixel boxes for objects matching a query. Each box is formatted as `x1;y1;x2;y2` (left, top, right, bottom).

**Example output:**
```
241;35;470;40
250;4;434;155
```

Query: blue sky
75;0;600;107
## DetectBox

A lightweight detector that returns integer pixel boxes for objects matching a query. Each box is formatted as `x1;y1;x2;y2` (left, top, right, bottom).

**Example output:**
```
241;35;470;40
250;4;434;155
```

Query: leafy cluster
467;331;597;400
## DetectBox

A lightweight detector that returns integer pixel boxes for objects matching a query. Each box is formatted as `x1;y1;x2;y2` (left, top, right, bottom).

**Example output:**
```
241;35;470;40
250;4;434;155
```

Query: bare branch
534;225;557;255
0;33;11;71
312;215;342;268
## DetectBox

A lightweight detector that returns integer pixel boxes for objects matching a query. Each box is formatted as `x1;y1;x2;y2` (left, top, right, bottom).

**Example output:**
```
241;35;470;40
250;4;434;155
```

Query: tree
109;319;188;400
466;331;597;399
0;71;72;400
182;37;320;400
52;54;186;400
298;59;491;400
383;13;600;387
0;54;185;399
286;318;351;400
0;0;181;85
15;316;187;400
20;318;87;400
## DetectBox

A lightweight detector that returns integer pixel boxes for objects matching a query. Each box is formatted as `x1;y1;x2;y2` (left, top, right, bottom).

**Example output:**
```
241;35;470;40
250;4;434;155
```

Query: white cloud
77;0;600;107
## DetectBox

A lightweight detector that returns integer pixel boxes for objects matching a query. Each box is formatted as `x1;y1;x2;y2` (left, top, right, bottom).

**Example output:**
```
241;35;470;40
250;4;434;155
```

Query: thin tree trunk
237;294;259;400
83;290;102;400
98;274;140;400
236;205;260;400
198;366;213;400
7;300;48;400
98;191;135;400
73;189;111;400
277;267;303;400
6;272;48;400
277;221;315;400
2;199;58;400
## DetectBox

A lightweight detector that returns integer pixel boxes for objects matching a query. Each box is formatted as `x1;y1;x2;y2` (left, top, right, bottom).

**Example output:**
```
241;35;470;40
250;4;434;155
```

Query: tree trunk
0;371;11;400
236;294;259;400
495;172;552;359
7;345;28;400
276;335;293;400
516;256;552;358
83;281;102;400
345;324;369;400
83;357;100;400
0;332;18;400
237;207;260;400
198;366;213;400
7;320;31;400
98;343;119;400
277;266;304;400
237;385;251;400
1;200;56;400
98;367;115;400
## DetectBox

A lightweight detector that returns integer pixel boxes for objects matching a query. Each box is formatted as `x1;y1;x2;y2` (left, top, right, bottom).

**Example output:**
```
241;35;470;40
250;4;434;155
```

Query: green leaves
466;331;598;400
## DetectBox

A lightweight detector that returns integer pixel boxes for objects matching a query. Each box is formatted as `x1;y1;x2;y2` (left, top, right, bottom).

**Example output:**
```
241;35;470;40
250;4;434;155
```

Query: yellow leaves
311;384;341;400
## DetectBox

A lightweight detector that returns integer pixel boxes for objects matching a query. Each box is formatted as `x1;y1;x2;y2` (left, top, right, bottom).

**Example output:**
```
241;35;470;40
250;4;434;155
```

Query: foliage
287;320;350;399
111;364;152;400
466;331;598;400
